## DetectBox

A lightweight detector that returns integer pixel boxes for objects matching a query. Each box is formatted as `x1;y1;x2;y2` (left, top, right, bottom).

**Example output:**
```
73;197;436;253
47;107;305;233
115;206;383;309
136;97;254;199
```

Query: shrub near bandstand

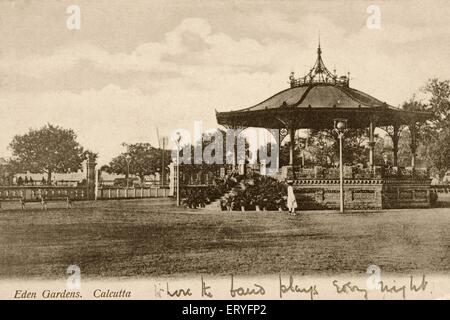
221;175;288;211
181;177;233;209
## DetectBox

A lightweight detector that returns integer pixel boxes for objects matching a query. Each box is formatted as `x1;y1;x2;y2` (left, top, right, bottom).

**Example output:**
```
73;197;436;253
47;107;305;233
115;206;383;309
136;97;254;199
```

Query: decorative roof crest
289;42;350;88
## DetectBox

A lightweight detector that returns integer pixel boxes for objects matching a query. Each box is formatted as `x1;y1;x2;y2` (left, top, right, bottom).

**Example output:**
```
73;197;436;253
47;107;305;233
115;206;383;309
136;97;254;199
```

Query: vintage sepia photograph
0;0;449;303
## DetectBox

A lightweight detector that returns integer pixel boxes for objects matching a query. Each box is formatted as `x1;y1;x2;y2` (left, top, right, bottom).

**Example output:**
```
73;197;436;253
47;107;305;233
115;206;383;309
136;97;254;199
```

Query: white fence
97;187;170;199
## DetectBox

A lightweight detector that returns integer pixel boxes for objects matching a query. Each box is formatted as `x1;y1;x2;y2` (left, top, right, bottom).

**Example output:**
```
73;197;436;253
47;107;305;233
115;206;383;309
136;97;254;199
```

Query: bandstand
216;44;432;210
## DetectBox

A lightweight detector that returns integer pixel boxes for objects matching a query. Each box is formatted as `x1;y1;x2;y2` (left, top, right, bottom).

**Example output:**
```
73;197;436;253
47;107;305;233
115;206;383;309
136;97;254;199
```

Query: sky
0;0;449;165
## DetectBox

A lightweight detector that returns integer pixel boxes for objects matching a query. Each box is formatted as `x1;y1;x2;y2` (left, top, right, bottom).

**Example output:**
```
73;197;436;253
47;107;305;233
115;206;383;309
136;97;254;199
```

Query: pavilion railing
286;165;429;180
175;163;430;186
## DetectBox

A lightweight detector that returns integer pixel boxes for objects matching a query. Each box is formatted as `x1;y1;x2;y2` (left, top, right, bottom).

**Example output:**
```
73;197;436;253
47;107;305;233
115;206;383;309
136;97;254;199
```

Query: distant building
12;160;89;186
14;170;85;186
99;171;161;186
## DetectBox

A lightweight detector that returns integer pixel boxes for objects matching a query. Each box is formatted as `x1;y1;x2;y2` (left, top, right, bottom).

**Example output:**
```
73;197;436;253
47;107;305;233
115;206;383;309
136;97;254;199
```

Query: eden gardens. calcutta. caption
10;274;429;300
14;289;131;299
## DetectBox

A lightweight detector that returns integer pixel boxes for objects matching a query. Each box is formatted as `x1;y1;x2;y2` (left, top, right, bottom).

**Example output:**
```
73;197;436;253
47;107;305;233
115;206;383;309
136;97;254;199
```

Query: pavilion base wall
381;179;431;209
291;179;383;210
291;179;431;210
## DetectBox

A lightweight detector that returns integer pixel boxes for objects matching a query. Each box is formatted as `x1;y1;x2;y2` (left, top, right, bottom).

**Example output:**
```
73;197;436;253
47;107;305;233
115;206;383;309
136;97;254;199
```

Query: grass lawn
0;198;449;279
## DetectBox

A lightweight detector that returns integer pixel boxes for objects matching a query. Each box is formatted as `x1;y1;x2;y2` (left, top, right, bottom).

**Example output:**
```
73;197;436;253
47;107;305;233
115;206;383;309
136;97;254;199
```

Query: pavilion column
289;128;295;166
233;139;238;171
368;120;376;168
409;122;417;169
228;125;245;173
276;130;282;170
276;140;280;170
392;125;400;167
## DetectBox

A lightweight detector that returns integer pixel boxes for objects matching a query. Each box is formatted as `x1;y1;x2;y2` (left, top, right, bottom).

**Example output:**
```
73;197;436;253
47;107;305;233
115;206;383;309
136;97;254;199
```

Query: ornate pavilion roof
216;45;431;130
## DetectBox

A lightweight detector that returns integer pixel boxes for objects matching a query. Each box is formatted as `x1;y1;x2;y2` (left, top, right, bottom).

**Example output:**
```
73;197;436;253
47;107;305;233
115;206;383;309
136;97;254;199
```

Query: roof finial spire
317;31;322;56
289;40;351;87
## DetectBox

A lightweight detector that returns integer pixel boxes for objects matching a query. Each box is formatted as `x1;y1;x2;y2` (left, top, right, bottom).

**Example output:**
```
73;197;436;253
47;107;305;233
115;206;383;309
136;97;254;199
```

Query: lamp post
174;132;182;206
125;154;131;188
333;119;347;213
161;136;168;187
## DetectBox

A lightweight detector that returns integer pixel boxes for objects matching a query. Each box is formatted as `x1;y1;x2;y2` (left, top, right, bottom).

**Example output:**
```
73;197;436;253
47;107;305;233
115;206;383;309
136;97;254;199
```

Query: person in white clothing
286;181;297;215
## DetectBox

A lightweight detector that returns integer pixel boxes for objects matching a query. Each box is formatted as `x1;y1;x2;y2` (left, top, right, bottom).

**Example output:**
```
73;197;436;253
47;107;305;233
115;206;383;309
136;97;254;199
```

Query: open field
0;199;449;279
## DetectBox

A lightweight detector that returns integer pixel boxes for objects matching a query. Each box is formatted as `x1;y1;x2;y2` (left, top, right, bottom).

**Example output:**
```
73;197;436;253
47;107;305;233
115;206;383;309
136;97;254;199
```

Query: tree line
1;124;170;186
1;78;449;185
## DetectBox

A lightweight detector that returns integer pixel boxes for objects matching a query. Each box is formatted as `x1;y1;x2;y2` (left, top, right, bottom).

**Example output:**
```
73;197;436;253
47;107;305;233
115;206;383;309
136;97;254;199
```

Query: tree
177;129;227;180
255;127;376;169
9;124;86;184
425;128;450;177
0;160;14;186
177;128;252;174
424;80;450;177
305;129;372;166
405;79;450;178
108;143;171;182
424;79;450;129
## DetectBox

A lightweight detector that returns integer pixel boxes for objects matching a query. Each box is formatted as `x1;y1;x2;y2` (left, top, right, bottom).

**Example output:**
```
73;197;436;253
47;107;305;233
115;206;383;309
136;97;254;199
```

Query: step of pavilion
201;186;241;211
202;200;221;211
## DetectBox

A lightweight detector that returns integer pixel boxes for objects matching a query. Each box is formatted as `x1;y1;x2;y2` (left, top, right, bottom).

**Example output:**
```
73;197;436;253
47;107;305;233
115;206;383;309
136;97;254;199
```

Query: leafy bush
220;175;287;211
181;176;234;209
